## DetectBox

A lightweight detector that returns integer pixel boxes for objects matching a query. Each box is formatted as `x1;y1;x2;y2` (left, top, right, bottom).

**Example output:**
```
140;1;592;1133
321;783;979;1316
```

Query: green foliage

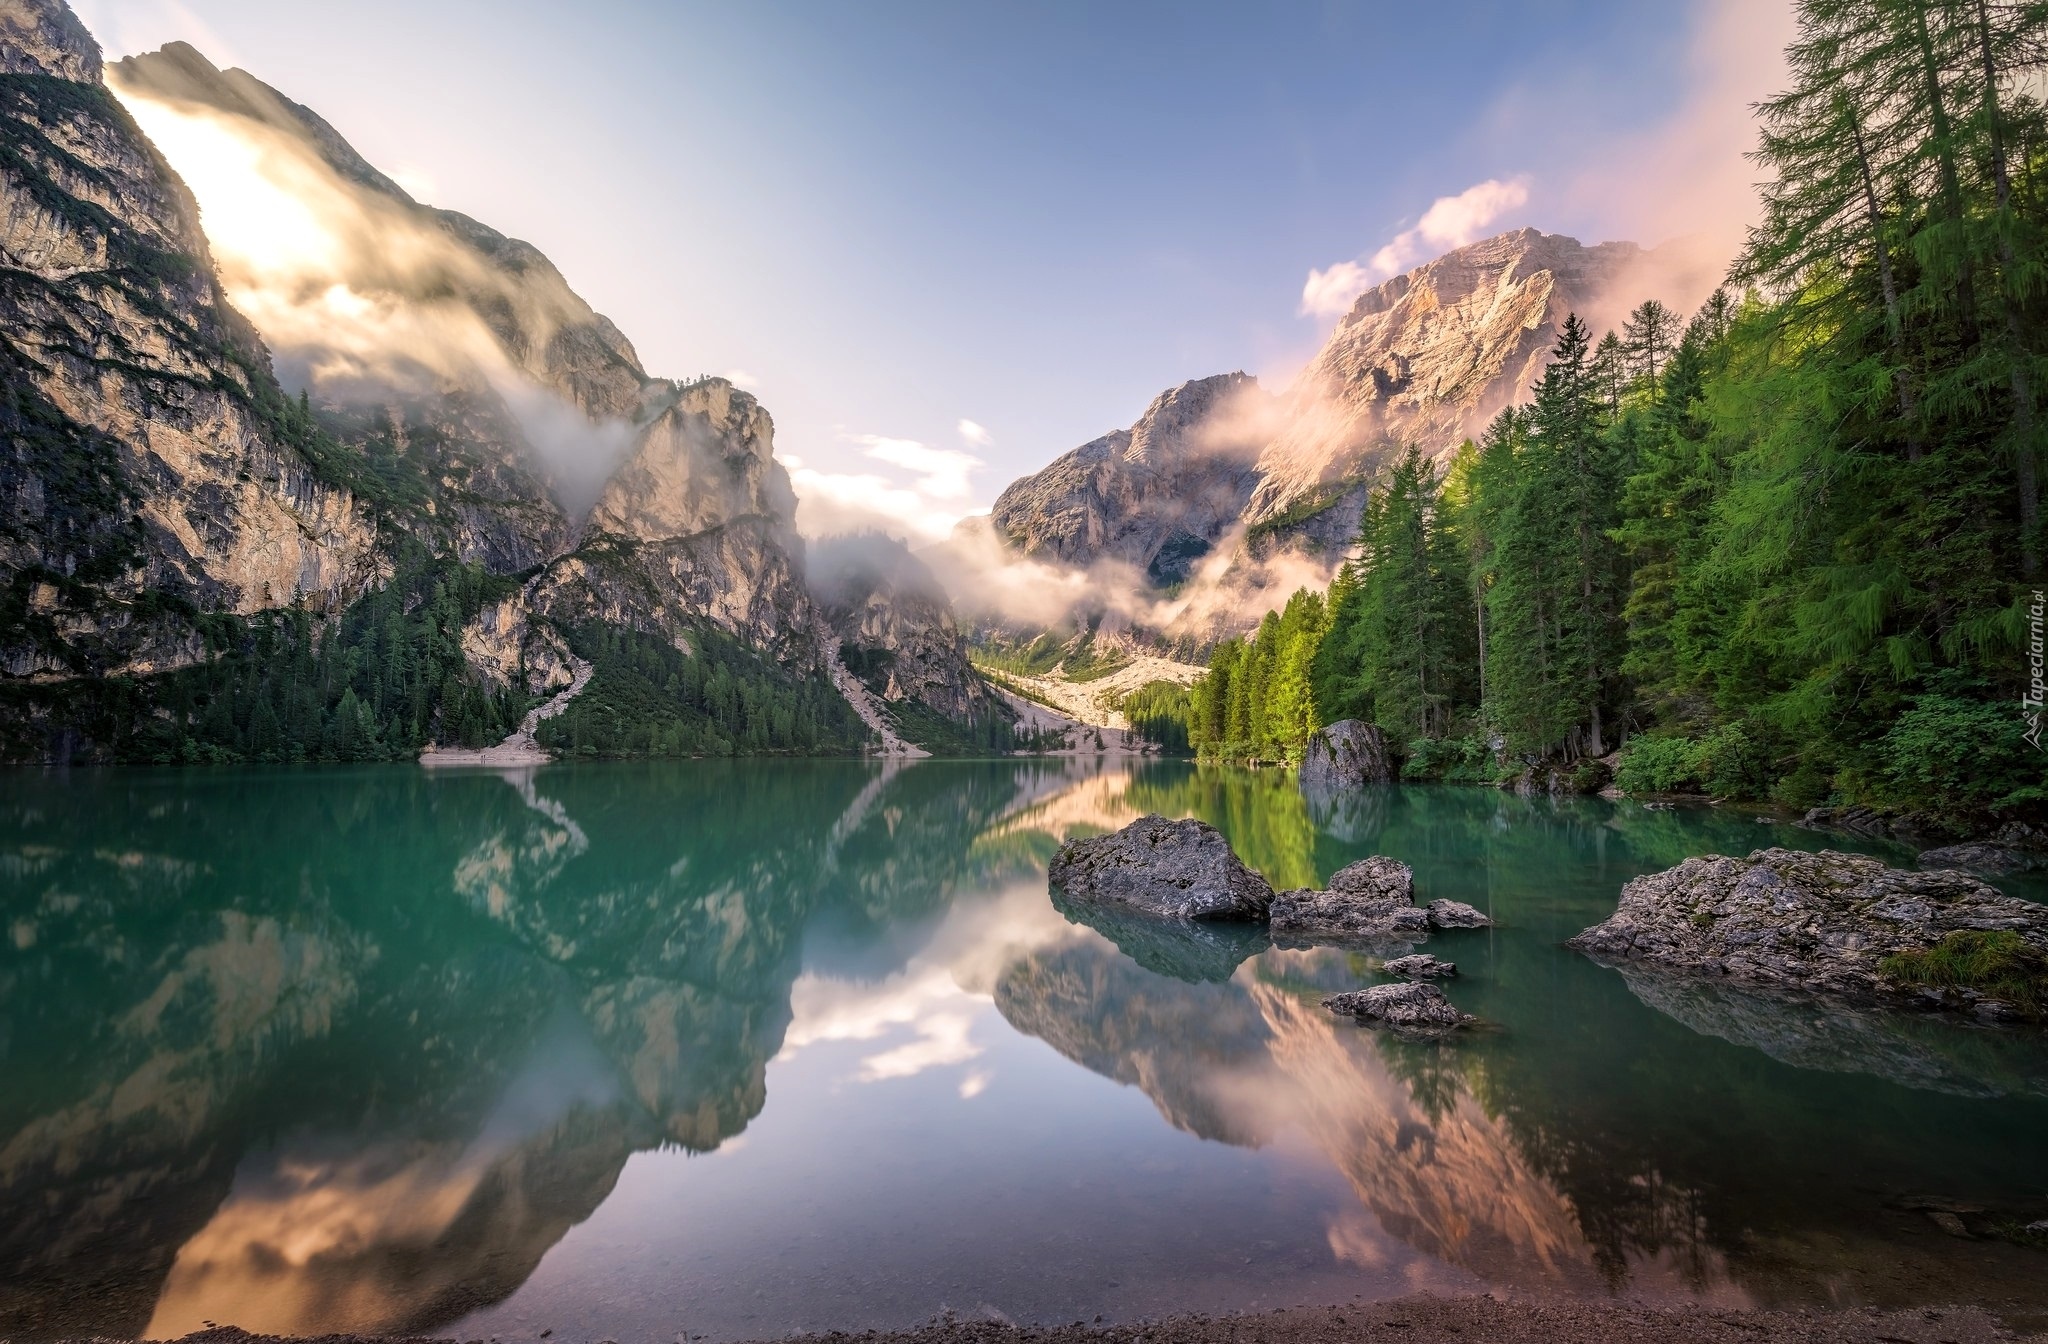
1187;589;1325;762
537;622;869;758
1876;687;2045;817
1880;931;2048;1020
1613;724;1774;799
1120;679;1193;754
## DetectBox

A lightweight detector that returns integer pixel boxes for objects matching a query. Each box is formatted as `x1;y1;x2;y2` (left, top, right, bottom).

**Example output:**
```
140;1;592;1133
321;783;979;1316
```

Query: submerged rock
1270;856;1425;943
1047;815;1274;920
1382;954;1457;980
1298;720;1393;792
1426;898;1493;929
1566;847;2048;1019
1322;982;1474;1030
1920;842;2047;875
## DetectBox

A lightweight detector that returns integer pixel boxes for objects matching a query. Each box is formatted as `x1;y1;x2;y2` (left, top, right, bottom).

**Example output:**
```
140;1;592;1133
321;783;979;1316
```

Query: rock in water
1567;847;2048;1017
1426;899;1493;929
1298;720;1394;791
1322;982;1473;1030
1048;815;1274;920
1382;954;1457;980
1270;856;1426;942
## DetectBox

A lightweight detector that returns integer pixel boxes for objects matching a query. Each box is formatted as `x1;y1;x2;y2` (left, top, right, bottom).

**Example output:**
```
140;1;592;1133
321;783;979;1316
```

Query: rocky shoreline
75;1295;2045;1344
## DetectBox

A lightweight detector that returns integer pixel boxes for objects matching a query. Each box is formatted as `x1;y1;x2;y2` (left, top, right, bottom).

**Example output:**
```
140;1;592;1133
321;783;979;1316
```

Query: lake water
4;759;2047;1343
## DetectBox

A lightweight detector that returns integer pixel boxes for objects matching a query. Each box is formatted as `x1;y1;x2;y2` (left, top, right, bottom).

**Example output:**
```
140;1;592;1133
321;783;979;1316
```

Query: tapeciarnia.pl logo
2028;589;2046;751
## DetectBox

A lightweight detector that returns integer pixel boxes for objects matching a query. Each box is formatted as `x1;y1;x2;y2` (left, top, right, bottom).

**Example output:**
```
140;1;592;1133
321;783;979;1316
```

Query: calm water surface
4;759;2047;1341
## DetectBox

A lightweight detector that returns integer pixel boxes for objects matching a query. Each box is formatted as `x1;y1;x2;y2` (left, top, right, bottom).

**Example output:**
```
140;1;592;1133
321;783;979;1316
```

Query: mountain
0;0;999;760
971;228;1695;647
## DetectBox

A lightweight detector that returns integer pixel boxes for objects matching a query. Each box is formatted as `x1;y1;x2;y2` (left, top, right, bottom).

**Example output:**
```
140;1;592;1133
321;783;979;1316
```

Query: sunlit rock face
0;2;383;678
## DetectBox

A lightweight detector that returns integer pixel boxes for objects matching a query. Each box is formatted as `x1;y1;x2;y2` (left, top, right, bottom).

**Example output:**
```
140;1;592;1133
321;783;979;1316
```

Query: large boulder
1298;719;1393;792
1322;982;1474;1030
1425;898;1493;928
1567;847;2048;1020
1270;855;1427;943
1048;815;1274;920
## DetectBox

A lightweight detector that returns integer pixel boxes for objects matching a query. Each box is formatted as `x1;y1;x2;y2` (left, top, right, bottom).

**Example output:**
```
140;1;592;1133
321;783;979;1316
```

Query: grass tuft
1879;930;2048;1019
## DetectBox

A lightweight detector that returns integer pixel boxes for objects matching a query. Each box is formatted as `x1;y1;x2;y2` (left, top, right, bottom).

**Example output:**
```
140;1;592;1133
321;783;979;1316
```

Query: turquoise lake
3;760;2046;1341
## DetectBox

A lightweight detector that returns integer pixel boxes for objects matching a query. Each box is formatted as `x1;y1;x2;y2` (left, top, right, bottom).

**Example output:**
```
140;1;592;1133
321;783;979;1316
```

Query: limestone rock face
1322;981;1474;1030
534;379;817;663
0;6;382;678
1299;720;1394;791
974;229;1696;645
1048;814;1275;921
0;0;98;82
987;373;1264;583
1567;848;2048;1017
810;534;999;729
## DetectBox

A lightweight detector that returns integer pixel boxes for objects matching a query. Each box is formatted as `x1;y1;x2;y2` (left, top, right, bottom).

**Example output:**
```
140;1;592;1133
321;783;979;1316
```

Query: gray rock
1321;982;1474;1030
1566;847;2048;1016
1298;720;1394;791
1047;815;1274;920
1920;842;2046;875
1382;954;1457;980
1426;899;1493;929
1270;856;1425;943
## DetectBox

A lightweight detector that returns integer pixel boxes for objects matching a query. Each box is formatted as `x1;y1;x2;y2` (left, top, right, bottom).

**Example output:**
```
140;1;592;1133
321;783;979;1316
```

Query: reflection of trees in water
0;760;1054;1339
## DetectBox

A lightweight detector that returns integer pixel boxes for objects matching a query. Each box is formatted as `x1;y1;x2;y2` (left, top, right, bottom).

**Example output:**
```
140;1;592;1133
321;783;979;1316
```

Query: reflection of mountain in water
991;937;1698;1298
0;760;1068;1339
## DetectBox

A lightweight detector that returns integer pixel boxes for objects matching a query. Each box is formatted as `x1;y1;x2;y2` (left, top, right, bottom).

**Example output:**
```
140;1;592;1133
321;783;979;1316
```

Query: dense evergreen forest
1191;0;2048;828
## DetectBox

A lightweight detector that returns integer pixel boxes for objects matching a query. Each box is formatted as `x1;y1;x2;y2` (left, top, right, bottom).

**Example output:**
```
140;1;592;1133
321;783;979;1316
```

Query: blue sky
78;0;1787;537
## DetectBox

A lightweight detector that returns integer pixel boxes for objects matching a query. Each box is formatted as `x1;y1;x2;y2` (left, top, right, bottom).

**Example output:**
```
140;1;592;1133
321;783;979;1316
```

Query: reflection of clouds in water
782;881;1082;1087
143;1008;621;1340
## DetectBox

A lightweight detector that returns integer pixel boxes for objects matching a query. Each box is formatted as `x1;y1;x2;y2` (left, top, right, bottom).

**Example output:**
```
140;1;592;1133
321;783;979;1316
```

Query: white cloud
389;165;438;202
854;434;980;500
723;367;761;390
1299;176;1532;318
957;418;992;447
788;431;985;542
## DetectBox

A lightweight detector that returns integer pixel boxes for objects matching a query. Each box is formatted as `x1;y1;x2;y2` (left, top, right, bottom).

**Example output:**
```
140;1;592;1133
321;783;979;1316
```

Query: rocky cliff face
810;532;998;727
533;378;823;663
988;373;1263;585
0;0;382;677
